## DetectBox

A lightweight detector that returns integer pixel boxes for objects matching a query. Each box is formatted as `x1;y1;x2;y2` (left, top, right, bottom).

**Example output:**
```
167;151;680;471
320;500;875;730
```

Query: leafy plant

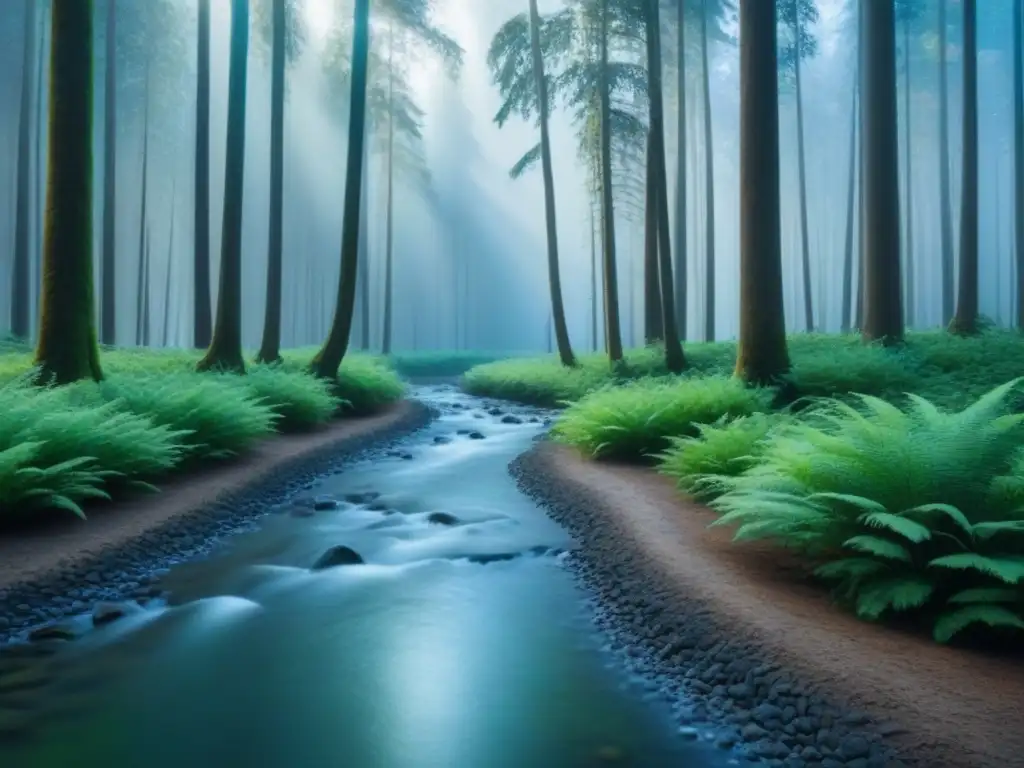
706;380;1024;643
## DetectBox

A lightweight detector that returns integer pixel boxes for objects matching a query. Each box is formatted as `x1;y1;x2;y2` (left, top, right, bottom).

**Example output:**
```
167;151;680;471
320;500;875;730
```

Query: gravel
0;401;435;645
510;443;915;768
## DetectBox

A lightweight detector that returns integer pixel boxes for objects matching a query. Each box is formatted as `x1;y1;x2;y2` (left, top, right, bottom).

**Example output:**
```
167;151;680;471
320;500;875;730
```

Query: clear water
0;386;730;768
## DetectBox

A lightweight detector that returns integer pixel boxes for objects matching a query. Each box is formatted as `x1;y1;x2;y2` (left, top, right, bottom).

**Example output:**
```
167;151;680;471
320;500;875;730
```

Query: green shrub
0;443;111;520
657;412;785;500
98;373;278;460
786;340;919;400
243;365;340;431
389;350;515;378
705;380;1024;643
552;376;774;461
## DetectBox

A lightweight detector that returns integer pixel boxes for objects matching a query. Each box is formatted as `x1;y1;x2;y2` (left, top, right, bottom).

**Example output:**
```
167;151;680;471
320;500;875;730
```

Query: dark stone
427;512;459;526
92;601;143;627
468;431;485;440
487;408;503;416
310;546;365;571
313;496;338;511
27;622;78;643
433;435;451;445
464;552;520;565
344;491;380;505
500;415;522;424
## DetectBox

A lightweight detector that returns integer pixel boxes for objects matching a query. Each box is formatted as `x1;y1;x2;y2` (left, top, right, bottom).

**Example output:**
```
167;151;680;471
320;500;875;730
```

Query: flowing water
0;386;731;768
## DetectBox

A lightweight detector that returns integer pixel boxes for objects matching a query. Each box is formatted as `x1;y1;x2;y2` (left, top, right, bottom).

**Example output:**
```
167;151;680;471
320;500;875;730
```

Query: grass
0;346;405;523
464;329;1024;644
387;350;521;378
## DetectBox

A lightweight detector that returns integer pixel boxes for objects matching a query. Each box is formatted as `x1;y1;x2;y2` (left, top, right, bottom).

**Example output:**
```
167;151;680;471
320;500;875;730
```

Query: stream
0;385;733;768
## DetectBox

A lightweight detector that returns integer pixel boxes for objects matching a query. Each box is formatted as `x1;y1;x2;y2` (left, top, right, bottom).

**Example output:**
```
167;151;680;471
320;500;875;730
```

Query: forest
0;0;1022;665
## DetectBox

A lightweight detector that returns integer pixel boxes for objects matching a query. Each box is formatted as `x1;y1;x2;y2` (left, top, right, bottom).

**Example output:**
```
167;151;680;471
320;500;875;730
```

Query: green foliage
388;350;516;378
657;413;786;500
0;347;404;523
552;376;773;461
705;381;1024;644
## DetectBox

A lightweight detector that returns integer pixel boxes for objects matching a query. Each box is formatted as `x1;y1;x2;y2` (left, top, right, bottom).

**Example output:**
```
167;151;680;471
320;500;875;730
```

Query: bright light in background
304;0;336;41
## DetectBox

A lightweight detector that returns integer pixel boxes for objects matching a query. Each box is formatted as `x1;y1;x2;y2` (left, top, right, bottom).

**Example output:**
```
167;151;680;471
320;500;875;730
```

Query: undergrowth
0;347;404;522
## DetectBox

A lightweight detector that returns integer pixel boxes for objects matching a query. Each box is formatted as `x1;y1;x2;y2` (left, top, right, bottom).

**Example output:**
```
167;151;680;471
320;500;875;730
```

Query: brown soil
0;402;418;592
539;443;1024;768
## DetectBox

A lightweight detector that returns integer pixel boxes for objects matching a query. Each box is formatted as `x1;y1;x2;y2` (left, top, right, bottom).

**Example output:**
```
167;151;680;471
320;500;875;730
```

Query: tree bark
861;0;903;343
193;0;213;348
590;203;599;350
310;0;371;378
382;38;396;355
643;132;663;343
793;17;813;331
257;0;286;363
357;119;371;349
938;0;954;324
841;60;857;333
673;0;688;340
735;0;789;384
902;15;915;326
100;0;116;344
197;0;249;372
162;183;176;347
136;69;150;346
949;0;978;334
35;0;103;384
646;0;685;372
1015;0;1024;329
699;0;716;340
12;0;36;340
529;0;576;365
599;0;623;363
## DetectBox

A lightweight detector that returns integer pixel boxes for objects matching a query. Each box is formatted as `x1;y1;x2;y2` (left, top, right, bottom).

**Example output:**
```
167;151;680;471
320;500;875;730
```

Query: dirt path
534;443;1024;768
0;401;420;591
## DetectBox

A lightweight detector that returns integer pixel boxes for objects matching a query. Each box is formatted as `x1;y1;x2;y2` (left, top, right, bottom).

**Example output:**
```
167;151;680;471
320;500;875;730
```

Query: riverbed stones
500;415;522;425
313;496;338;511
27;622;78;643
343;491;380;505
468;431;485;440
91;601;143;627
433;435;452;445
311;546;364;570
427;512;460;526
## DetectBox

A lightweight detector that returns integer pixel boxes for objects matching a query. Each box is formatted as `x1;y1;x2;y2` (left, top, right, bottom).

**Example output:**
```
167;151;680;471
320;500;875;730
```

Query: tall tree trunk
357;120;371;349
590;202;599;351
528;0;575;365
599;0;623;363
950;0;978;334
855;0;865;331
646;0;685;372
256;0;286;363
193;0;213;348
643;134;663;343
12;0;36;340
735;0;789;384
1015;0;1024;329
381;42;396;355
197;0;249;372
162;184;176;347
33;1;46;334
310;0;370;378
674;0;688;341
902;16;915;326
841;62;857;333
793;22;813;331
100;0;116;344
136;72;150;346
938;0;954;323
861;0;903;343
699;0;716;341
141;224;151;346
35;0;103;384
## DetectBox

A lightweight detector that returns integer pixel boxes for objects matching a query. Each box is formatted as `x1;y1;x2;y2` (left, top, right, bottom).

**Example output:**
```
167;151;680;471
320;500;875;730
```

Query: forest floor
514;442;1024;768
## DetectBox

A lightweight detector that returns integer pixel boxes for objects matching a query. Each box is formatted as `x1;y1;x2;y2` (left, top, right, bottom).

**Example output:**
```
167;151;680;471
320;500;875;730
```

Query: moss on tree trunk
34;0;103;385
197;0;249;374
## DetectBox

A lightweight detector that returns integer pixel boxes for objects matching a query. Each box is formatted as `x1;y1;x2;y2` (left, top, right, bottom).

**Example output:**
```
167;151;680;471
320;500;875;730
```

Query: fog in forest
0;0;1018;353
